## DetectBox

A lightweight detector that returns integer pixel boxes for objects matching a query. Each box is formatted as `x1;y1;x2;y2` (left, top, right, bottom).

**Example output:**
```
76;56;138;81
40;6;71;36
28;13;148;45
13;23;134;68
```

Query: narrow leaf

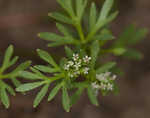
1;45;13;72
65;46;73;58
19;71;42;80
38;32;62;42
33;84;49;108
99;0;114;20
0;87;10;108
11;78;21;88
37;49;58;68
11;61;31;76
16;81;45;92
90;40;100;68
34;65;59;73
70;88;84;106
48;83;62;101
62;87;70;112
49;12;73;24
56;23;71;36
87;86;98;106
96;62;116;74
89;2;97;30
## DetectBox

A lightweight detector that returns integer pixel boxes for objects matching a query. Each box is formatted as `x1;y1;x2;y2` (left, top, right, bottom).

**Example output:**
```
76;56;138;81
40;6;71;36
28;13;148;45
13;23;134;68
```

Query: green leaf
34;65;59;73
49;12;73;24
76;0;87;20
114;24;148;47
96;62;116;74
59;57;67;67
56;23;71;36
19;71;42;80
112;48;126;56
94;29;114;41
90;40;100;68
0;87;10;108
1;45;13;72
127;28;148;45
114;24;135;47
10;61;31;76
33;84;49;108
16;81;45;92
57;0;75;17
48;83;62;101
38;32;62;42
5;84;15;96
65;46;73;58
89;2;97;30
11;78;21;88
37;49;58;68
123;49;143;60
47;37;77;47
87;86;98;106
87;11;118;42
30;67;48;80
70;88;84;106
62;87;70;112
99;0;114;20
8;56;19;67
95;11;118;32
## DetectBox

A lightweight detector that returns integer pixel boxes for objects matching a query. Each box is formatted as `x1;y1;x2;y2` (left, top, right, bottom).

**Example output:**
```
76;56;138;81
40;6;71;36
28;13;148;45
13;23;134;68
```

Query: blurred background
0;0;150;118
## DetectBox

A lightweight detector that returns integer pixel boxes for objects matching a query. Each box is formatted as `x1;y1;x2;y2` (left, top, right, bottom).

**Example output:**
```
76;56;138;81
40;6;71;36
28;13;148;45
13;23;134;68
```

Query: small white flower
100;83;107;90
68;61;74;66
91;82;100;89
74;62;81;70
73;53;79;61
74;71;80;76
96;73;108;82
110;75;117;80
83;67;90;74
83;55;91;63
104;72;111;77
91;82;100;96
107;83;113;91
64;64;70;70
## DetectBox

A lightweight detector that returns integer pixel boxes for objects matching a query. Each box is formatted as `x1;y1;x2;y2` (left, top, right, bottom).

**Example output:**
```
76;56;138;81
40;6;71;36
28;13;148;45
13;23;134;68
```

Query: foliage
0;0;148;112
0;45;31;108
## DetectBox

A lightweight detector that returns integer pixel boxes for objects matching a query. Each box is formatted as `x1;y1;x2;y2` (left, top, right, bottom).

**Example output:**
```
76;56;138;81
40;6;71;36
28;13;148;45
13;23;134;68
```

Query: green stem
75;23;85;42
0;74;10;80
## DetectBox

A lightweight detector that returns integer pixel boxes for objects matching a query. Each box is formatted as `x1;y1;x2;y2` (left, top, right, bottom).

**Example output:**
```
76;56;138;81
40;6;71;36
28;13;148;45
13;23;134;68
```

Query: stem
0;74;10;80
75;23;85;42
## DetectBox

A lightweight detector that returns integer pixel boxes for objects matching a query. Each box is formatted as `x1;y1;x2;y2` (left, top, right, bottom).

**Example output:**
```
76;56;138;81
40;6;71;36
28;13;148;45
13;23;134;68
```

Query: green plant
0;0;148;112
0;45;31;108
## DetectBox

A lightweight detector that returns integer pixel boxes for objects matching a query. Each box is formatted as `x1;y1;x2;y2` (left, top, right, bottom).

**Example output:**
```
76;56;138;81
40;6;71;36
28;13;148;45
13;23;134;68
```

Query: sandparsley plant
0;45;31;108
0;0;148;112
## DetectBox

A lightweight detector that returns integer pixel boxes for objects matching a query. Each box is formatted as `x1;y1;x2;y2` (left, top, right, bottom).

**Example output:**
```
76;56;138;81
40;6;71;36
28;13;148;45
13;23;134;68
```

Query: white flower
107;83;113;91
99;83;107;90
91;82;100;89
83;56;91;63
68;61;74;66
110;75;117;80
73;54;79;61
74;71;80;76
91;82;100;96
64;64;70;70
74;62;81;70
83;67;90;74
96;73;108;82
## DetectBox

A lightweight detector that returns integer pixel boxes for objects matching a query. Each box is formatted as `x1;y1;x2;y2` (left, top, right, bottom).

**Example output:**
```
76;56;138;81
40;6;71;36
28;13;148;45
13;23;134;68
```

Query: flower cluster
64;54;91;78
91;72;117;95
